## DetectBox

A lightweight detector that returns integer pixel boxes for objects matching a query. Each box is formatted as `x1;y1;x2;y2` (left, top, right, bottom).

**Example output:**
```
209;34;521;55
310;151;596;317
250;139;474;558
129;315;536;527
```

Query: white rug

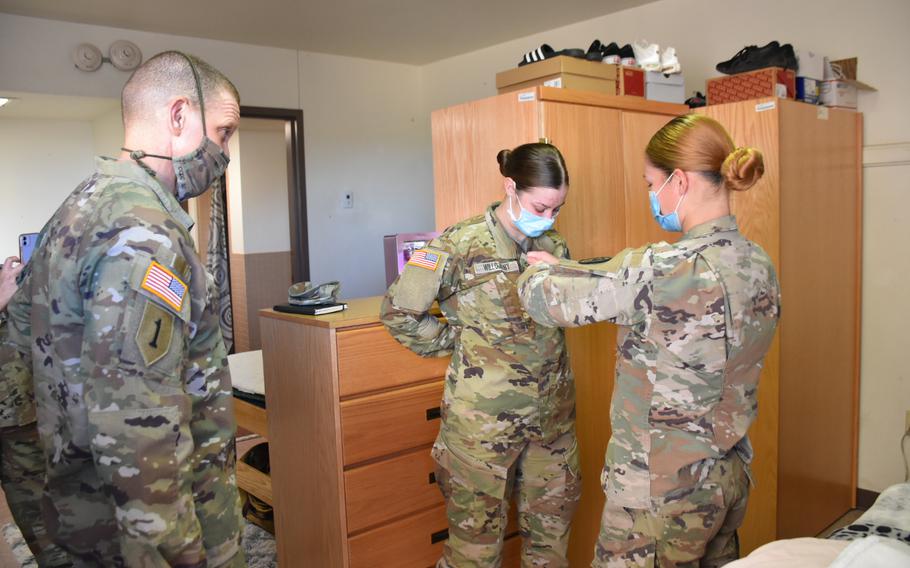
1;521;276;567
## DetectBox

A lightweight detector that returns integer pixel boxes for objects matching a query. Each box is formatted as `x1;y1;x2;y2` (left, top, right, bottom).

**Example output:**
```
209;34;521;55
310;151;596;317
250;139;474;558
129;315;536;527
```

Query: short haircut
121;51;240;127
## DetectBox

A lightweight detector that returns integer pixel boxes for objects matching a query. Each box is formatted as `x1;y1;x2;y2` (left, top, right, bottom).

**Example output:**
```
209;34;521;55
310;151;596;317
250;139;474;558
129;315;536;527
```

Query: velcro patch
135;302;174;366
140;261;187;312
407;249;441;271
473;260;519;275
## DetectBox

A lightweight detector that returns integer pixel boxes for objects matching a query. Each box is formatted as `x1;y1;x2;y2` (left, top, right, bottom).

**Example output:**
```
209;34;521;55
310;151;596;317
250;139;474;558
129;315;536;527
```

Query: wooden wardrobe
431;88;862;564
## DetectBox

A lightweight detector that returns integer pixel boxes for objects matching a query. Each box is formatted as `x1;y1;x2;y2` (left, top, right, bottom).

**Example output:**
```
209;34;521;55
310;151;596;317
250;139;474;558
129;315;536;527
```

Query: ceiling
0;0;656;65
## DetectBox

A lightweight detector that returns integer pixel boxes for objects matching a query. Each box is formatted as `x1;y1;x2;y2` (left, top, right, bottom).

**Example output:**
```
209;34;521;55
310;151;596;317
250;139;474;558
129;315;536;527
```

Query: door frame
239;105;310;283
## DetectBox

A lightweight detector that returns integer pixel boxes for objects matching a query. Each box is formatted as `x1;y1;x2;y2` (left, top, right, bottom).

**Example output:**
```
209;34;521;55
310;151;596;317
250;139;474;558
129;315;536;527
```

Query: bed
726;482;910;567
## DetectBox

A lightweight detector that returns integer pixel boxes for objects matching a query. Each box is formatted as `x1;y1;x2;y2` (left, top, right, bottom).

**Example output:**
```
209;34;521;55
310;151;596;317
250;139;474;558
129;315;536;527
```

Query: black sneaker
619;44;636;66
776;44;798;71
586;39;604;61
716;41;780;74
602;42;621;64
685;91;707;108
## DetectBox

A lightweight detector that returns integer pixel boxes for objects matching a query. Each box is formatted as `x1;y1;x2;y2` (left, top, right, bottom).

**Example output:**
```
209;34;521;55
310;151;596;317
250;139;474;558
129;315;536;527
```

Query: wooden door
620;112;681;249
431;92;540;230
540;102;626;567
776;100;860;538
698;99;782;553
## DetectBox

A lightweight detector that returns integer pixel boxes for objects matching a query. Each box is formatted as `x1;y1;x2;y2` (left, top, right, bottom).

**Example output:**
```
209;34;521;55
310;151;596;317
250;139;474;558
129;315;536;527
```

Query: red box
616;66;644;97
707;67;796;105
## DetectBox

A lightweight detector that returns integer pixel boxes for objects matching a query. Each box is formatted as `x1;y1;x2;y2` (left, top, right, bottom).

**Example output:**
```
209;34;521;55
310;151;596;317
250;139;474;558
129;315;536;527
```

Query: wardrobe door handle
431;529;449;544
426;407;441;420
428;472;436;484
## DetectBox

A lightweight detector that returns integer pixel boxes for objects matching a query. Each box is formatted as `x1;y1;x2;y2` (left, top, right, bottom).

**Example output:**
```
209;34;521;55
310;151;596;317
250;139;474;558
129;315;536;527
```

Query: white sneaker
661;47;681;74
632;40;661;71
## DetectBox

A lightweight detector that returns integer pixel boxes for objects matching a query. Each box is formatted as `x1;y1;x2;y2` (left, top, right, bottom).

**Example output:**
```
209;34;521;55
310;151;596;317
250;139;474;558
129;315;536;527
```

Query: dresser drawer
345;447;443;534
348;504;448;568
337;326;449;398
348;504;521;568
340;381;443;465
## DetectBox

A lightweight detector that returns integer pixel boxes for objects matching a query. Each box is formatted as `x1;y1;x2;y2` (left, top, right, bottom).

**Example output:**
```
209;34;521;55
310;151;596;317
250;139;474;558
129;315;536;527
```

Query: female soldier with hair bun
382;143;581;567
519;115;781;567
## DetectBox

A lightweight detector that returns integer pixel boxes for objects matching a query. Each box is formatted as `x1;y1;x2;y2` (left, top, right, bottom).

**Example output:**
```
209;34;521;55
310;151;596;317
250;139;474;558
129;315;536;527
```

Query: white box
820;80;857;109
796;49;825;80
645;71;685;104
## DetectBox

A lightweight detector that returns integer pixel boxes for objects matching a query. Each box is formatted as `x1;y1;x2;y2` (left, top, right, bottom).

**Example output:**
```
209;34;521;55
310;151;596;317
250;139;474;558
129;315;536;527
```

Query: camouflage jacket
518;216;780;508
4;158;243;566
0;315;36;428
381;203;575;470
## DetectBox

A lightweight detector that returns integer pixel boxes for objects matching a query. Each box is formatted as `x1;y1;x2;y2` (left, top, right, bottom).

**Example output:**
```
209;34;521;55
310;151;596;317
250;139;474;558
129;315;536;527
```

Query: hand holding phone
0;256;24;311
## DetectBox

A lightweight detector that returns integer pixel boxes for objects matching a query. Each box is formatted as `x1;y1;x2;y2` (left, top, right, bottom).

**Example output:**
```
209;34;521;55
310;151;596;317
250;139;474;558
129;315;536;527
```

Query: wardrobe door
431;93;540;231
698;99;782;553
776;101;860;540
541;102;626;568
620;111;681;249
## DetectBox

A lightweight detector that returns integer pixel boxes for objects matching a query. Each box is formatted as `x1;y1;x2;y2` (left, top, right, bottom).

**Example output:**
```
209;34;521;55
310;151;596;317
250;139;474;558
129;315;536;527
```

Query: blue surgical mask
507;193;556;238
648;172;685;232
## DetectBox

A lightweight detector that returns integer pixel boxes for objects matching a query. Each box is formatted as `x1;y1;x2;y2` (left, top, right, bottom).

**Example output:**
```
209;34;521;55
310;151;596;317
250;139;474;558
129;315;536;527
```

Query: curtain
205;176;234;353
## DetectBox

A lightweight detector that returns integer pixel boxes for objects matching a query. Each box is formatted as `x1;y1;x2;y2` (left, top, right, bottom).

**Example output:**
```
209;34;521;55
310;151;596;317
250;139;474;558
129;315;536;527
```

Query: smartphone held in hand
18;233;38;264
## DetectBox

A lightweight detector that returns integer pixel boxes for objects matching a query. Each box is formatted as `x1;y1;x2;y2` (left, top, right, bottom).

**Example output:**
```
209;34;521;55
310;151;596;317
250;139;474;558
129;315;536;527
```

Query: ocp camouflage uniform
381;203;581;568
5;157;244;567
518;216;781;568
1;316;71;566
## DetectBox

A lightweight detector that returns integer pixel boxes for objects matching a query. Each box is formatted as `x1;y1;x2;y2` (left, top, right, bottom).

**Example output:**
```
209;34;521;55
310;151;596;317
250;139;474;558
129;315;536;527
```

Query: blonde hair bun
721;147;765;192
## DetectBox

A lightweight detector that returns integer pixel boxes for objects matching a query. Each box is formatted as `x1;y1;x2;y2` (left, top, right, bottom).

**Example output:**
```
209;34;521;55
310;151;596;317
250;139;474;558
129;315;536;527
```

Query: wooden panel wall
231;251;293;352
776;101;859;538
431;92;540;230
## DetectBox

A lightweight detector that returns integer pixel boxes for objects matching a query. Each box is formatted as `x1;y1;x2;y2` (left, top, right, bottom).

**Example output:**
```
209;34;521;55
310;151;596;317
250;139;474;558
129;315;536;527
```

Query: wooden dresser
260;298;520;567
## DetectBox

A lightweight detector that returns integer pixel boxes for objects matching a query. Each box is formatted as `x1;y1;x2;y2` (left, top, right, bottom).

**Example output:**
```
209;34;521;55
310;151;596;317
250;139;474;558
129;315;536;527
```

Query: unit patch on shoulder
407;249;441;271
140;261;188;312
135;302;174;366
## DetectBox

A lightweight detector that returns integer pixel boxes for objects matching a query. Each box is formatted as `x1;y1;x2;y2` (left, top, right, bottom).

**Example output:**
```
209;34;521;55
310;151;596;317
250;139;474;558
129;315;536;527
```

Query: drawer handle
431;528;449;544
428;472;436;484
426;407;441;421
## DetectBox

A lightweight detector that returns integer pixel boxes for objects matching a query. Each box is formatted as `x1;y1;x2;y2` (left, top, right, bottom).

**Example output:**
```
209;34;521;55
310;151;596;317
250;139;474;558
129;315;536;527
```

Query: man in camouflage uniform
382;202;581;567
518;216;781;567
1;256;71;566
4;52;245;566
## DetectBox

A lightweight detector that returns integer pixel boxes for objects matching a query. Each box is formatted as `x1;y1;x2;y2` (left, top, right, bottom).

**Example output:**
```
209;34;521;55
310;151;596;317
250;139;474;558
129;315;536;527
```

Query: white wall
0;12;433;299
0;118;96;258
231;125;291;255
420;0;910;492
422;0;908;145
90;106;125;158
298;52;434;296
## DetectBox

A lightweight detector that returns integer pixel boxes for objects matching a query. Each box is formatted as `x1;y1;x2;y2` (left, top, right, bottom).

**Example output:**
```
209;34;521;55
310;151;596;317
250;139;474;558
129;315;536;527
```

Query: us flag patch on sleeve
141;261;187;312
407;249;441;271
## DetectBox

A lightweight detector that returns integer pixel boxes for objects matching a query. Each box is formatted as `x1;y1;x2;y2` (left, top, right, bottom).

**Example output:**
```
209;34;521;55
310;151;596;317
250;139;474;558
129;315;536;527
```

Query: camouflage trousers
434;429;581;568
593;451;749;568
0;423;72;567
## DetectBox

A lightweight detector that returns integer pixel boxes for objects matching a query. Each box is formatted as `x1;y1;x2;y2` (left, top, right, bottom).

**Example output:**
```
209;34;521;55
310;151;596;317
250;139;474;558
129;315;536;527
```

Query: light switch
342;191;354;209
